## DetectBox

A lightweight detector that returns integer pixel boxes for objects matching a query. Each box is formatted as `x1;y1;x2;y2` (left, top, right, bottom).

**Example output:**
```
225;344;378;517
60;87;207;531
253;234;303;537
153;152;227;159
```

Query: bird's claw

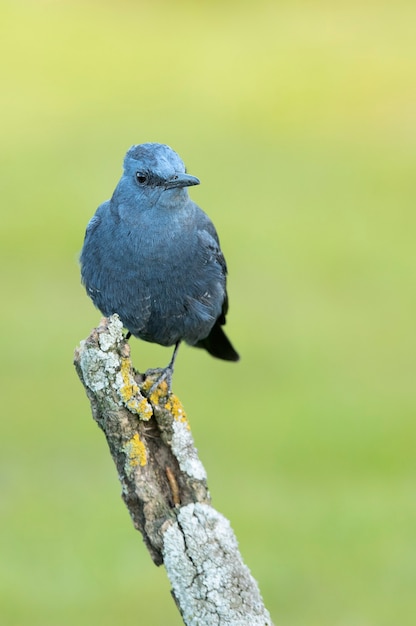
145;366;173;396
144;341;180;397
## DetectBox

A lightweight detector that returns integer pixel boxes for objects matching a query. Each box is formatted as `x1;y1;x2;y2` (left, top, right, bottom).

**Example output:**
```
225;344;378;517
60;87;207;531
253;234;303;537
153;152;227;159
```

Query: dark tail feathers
195;321;239;362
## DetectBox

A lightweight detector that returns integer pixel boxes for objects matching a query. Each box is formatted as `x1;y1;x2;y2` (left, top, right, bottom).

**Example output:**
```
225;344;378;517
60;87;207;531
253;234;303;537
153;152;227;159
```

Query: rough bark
74;314;273;626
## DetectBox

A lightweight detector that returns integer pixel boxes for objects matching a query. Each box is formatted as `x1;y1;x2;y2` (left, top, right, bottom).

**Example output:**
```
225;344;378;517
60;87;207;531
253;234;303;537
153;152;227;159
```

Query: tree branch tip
74;316;273;624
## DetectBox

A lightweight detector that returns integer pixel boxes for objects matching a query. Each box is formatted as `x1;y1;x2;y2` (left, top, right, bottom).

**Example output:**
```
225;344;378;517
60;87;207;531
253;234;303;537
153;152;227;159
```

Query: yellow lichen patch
136;397;153;421
165;394;189;427
141;377;154;393
123;433;147;475
141;377;169;406
119;358;152;420
119;357;138;402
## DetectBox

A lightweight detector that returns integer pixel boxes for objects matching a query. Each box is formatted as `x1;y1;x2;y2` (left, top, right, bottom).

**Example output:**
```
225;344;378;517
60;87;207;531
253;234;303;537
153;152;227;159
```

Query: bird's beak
164;173;200;189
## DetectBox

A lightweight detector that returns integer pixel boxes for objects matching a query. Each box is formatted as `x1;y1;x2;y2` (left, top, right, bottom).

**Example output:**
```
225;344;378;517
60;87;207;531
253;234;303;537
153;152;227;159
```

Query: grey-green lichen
79;315;153;420
171;419;207;481
79;344;120;396
163;503;273;626
97;314;124;352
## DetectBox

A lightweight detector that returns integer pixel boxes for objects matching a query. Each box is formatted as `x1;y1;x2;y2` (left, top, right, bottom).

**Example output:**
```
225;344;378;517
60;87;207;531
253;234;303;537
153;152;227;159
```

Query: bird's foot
143;342;180;399
145;366;174;397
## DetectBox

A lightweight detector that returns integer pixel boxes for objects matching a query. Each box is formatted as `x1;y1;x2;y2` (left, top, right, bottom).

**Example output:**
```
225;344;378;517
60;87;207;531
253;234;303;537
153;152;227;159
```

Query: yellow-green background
1;1;415;624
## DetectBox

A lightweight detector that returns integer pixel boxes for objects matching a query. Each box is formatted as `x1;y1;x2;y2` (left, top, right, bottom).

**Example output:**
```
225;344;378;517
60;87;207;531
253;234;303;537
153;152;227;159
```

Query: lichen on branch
74;315;273;625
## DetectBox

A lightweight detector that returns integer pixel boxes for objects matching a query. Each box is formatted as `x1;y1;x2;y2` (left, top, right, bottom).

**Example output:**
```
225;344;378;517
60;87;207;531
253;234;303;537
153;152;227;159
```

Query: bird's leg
146;341;181;395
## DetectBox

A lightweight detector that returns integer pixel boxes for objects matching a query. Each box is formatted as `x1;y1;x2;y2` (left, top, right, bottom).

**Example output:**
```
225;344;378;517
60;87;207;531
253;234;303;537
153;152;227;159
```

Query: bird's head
115;143;200;209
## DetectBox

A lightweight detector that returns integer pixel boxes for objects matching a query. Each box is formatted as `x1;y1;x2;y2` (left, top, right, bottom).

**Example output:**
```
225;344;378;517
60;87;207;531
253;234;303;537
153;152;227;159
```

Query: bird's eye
136;172;148;185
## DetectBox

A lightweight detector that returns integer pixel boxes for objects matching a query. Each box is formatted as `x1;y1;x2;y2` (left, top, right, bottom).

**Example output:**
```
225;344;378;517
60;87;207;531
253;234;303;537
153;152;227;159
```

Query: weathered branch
74;315;273;626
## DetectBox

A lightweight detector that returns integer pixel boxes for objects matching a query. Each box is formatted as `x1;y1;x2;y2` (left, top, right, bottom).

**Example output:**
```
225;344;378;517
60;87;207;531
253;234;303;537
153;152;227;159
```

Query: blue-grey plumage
80;143;239;388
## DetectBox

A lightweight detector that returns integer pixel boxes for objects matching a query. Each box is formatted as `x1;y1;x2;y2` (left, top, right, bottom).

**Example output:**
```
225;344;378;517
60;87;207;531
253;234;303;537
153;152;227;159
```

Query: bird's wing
196;221;229;324
197;211;228;276
83;214;101;241
83;200;110;242
197;226;227;274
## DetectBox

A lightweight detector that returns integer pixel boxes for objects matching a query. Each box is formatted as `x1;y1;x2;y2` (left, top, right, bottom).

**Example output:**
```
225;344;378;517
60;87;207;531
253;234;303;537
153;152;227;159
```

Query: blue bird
80;143;239;391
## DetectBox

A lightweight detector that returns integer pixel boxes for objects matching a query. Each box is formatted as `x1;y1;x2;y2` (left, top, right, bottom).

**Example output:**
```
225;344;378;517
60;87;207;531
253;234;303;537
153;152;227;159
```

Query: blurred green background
1;1;415;624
